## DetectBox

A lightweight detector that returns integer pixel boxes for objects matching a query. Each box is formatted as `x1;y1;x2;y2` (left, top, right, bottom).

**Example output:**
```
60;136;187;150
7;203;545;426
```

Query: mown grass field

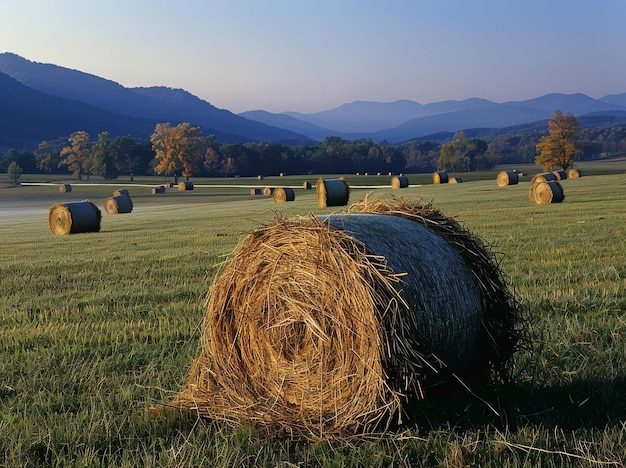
1;162;626;466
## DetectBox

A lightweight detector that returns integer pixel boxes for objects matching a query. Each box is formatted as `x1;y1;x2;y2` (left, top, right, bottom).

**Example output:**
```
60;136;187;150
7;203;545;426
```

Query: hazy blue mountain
503;93;623;115
0;52;310;144
239;110;335;141
0;71;157;149
599;92;626;107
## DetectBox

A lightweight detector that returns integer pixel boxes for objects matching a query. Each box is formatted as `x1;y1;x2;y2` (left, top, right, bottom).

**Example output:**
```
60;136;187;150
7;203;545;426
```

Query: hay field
1;168;626;466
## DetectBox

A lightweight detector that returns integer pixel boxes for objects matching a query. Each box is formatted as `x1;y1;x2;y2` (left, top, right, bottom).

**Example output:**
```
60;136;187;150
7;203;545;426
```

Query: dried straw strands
48;201;101;235
272;187;295;203
173;196;523;438
530;180;564;204
391;175;409;189
316;177;350;207
104;194;133;214
496;171;519;187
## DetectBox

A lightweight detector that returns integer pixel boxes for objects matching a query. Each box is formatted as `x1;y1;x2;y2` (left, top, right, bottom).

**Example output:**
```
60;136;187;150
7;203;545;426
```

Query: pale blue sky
1;0;625;113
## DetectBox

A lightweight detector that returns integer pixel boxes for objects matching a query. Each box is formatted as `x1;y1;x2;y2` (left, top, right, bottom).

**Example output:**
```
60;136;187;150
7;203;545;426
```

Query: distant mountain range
2;52;626;151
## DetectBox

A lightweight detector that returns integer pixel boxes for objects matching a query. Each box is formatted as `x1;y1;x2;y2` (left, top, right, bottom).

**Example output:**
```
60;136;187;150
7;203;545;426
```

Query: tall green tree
91;132;118;179
59;131;91;180
7;161;23;185
438;132;473;172
535;110;581;171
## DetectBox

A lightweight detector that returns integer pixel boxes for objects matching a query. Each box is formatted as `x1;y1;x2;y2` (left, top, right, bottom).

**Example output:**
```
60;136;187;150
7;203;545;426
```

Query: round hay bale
448;177;463;183
179;181;194;191
302;181;312;190
552;170;568;181
433;171;448;184
496;171;519;187
173;197;524;438
316;178;350;208
568;168;582;179
391;175;409;189
273;187;295;203
59;183;72;193
262;187;275;196
250;188;263;196
258;175;264;180
113;189;130;197
152;185;165;194
531;172;557;185
104;195;133;214
529;181;565;204
48;201;101;235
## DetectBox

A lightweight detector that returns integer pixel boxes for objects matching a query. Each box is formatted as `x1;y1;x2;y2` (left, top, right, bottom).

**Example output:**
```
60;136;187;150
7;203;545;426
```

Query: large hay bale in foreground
433;171;448;184
179;181;194;191
273;187;295;203
48;201;101;235
391;175;409;189
173;197;523;438
59;184;72;193
104;195;133;214
316;178;350;207
496;171;519;187
530;181;564;204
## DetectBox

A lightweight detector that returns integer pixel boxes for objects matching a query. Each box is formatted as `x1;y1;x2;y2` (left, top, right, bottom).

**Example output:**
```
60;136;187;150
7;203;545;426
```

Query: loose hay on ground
173;195;525;439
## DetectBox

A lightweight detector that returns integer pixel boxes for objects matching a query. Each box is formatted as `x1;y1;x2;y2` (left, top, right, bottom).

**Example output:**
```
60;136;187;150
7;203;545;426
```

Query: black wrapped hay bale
433;171;448;184
530;181;564;204
391;175;409;189
48;201;101;235
152;185;166;194
178;181;194;191
59;184;72;193
497;171;519;187
316;177;350;207
173;196;524;439
273;187;295;203
104;195;133;214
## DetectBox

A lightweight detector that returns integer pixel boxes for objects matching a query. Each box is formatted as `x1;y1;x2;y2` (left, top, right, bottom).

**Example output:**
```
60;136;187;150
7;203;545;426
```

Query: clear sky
1;0;625;114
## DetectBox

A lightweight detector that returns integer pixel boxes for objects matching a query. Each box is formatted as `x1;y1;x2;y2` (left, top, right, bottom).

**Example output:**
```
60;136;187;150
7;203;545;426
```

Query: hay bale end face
272;187;295;203
250;188;263;196
433;171;448;184
530;180;564;204
104;195;133;214
316;177;350;207
568;168;582;179
179;181;194;191
48;201;101;235
262;187;275;196
496;171;519;187
173;197;523;438
303;181;312;190
59;184;72;193
391;175;409;189
448;177;463;184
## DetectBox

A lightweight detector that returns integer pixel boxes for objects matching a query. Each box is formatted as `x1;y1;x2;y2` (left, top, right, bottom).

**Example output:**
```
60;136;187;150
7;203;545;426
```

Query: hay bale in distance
316;177;350;207
250;188;263;196
496;171;519;187
48;201;101;235
113;189;130;197
448;177;463;183
530;181;565;204
433;171;448;184
104;195;133;214
257;175;264;180
152;185;165;194
173;197;523;438
262;187;275;196
273;187;295;203
391;175;409;189
552;170;568;180
59;184;72;193
303;181;312;190
179;181;194;191
531;172;557;185
568;168;581;178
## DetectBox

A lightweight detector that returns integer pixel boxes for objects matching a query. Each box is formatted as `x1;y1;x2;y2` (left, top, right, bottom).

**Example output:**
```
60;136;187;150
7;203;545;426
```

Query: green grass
1;166;626;466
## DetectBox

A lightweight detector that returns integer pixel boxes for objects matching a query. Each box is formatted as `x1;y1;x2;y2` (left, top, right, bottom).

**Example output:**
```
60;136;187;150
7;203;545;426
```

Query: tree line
3;111;625;180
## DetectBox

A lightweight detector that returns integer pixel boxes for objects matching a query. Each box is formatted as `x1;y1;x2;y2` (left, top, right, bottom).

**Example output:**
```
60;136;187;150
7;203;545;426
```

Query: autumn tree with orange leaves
535;110;582;171
150;122;204;178
59;131;91;180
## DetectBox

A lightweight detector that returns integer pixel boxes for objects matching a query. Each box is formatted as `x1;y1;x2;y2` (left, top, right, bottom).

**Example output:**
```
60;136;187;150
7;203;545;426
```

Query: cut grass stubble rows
1;171;625;465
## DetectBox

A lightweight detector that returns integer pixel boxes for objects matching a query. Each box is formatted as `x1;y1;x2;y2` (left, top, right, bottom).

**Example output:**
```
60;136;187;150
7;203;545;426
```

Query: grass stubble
1;168;625;466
